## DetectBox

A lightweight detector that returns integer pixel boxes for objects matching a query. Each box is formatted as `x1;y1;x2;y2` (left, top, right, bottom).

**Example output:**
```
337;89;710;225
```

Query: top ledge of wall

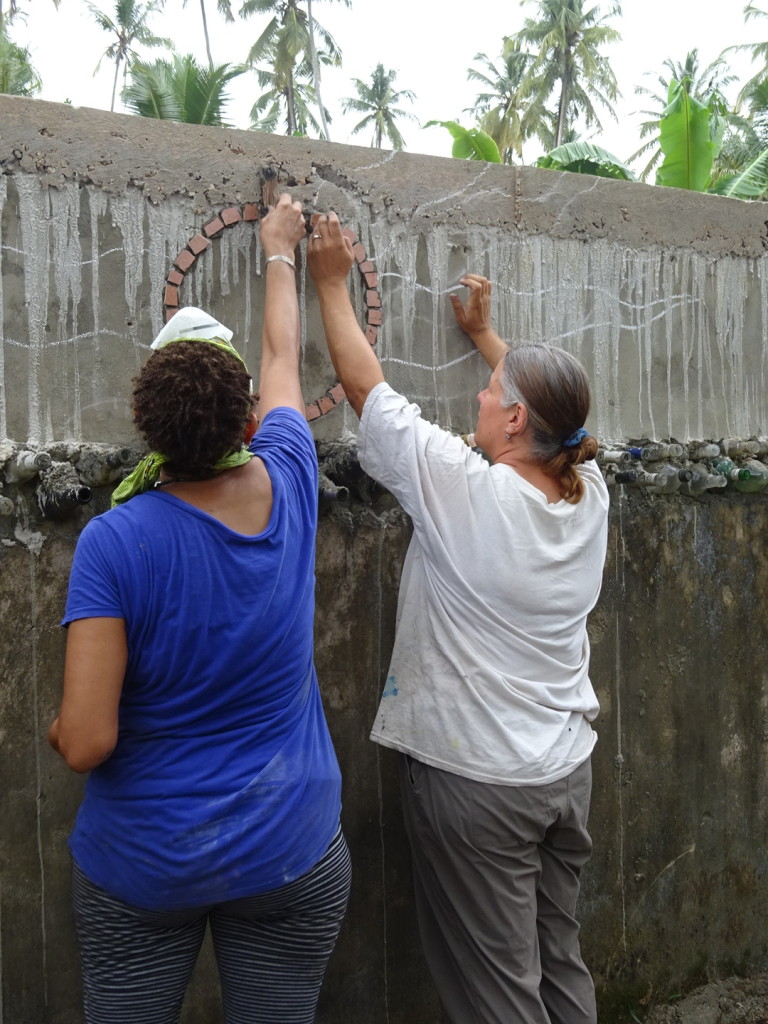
1;95;767;260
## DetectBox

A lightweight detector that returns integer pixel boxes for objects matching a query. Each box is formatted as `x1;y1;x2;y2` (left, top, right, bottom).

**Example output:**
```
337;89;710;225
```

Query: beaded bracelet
265;254;296;269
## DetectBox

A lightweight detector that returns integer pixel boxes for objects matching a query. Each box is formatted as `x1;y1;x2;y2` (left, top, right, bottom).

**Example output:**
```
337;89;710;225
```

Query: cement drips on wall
2;96;768;1024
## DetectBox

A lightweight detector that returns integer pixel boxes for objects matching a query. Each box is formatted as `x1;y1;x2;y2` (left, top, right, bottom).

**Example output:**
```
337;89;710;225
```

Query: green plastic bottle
730;459;768;494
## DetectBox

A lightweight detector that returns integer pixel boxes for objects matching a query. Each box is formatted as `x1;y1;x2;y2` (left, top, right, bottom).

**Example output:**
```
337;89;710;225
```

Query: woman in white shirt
308;217;609;1024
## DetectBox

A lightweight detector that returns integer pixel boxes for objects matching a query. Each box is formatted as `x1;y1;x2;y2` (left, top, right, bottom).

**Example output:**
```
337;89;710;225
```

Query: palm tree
515;0;622;149
123;53;245;124
630;50;736;180
342;64;416;150
182;0;234;69
239;0;347;140
250;35;324;136
724;2;768;103
466;37;548;163
0;21;40;95
0;0;59;32
86;0;174;112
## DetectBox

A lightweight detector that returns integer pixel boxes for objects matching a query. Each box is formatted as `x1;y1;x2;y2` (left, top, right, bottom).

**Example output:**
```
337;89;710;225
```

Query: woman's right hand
449;274;493;337
260;192;306;259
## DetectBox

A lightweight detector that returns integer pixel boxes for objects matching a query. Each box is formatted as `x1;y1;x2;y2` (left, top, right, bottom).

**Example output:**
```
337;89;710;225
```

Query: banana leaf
536;141;636;180
655;78;716;191
709;147;768;199
424;120;502;163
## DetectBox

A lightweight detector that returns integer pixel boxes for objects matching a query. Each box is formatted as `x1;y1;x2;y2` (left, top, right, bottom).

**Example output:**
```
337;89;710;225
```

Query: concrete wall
1;95;768;1023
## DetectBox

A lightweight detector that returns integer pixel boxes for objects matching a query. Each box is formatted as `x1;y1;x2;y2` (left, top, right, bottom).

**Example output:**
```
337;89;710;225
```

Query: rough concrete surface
646;973;768;1024
2;95;768;1023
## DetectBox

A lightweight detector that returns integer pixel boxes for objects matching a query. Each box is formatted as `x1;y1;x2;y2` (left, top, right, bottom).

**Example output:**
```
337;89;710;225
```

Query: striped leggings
71;829;351;1024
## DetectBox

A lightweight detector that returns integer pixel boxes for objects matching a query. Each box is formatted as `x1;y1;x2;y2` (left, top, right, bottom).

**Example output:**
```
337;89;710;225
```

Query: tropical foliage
536;140;635;179
5;0;768;202
240;0;348;139
0;20;39;95
249;34;326;135
423;120;502;162
86;0;174;111
630;50;736;181
342;64;416;149
123;54;246;125
0;0;59;31
516;0;623;148
465;38;542;163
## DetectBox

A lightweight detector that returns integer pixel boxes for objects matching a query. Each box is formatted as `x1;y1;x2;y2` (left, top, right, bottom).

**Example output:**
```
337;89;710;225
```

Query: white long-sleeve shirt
358;382;609;786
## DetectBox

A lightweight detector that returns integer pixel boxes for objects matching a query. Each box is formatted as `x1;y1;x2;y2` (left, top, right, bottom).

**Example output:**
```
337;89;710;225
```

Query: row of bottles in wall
0;445;138;520
597;437;768;495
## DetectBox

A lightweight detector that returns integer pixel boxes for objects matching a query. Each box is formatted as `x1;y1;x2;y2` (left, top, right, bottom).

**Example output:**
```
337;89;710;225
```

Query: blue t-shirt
63;407;341;911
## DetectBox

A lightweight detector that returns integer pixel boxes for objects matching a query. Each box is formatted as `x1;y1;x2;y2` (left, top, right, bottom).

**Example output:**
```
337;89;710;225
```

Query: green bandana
111;448;252;507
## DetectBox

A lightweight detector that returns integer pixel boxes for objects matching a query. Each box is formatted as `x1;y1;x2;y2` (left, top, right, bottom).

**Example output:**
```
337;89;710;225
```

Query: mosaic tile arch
162;204;382;422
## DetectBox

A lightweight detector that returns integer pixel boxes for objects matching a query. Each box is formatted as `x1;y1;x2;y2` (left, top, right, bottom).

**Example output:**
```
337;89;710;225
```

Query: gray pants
400;755;596;1024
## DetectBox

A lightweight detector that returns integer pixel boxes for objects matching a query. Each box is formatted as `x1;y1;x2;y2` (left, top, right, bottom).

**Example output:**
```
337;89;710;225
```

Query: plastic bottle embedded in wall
687;443;721;461
5;450;53;484
36;462;93;520
729;459;768;494
596;449;634;466
678;464;728;497
644;464;693;495
713;458;751;483
75;447;134;487
640;442;685;463
721;437;763;458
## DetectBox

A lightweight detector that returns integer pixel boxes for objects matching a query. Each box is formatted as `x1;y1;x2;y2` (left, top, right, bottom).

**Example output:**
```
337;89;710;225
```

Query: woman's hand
450;274;509;370
307;212;355;286
260;192;306;259
450;274;492;337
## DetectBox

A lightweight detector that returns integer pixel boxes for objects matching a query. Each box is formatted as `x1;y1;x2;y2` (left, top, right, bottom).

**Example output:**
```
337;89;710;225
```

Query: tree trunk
286;72;297;134
199;0;213;68
555;52;573;147
306;0;330;140
111;56;121;112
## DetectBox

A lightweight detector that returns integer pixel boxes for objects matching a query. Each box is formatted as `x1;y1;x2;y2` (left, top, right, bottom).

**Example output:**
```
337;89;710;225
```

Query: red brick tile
352;242;366;262
364;271;379;288
164;284;179;306
317;395;336;415
365;325;379;346
166;268;184;286
220;206;241;226
164;307;178;322
305;403;321;422
366;289;381;307
367;309;383;326
359;260;375;274
203;217;225;238
175;249;196;272
342;228;356;244
329;383;346;404
243;204;259;221
188;234;211;255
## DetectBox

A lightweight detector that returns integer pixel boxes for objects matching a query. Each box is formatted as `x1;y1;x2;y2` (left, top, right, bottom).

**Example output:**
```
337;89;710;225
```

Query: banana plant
655;76;768;199
655;77;719;191
535;141;636;180
424;120;502;162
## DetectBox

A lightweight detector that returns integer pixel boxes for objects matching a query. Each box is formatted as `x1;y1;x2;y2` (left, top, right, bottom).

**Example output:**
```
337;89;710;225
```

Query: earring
504;431;512;441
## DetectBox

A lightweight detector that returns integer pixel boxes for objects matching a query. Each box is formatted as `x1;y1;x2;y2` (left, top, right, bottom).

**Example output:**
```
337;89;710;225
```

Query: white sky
14;0;768;170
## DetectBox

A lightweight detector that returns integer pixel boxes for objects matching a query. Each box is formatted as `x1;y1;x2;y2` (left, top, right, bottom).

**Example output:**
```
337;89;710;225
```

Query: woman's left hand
260;192;306;258
450;274;492;337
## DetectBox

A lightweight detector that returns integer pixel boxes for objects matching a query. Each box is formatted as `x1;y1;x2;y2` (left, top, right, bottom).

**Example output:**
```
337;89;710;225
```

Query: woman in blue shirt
48;194;349;1024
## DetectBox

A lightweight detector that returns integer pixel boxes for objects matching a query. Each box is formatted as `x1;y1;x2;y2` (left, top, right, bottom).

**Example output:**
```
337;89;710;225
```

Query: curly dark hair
132;340;253;478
